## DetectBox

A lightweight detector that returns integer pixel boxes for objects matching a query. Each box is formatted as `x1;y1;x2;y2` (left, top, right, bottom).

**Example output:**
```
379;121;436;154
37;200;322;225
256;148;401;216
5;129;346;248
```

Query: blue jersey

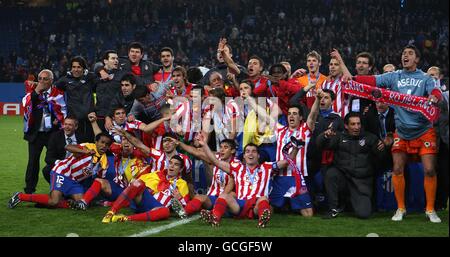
375;69;438;140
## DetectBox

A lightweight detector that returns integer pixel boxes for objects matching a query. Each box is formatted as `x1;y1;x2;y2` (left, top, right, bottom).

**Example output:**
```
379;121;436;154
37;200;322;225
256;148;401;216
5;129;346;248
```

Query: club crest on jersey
359;139;366;146
215;172;225;185
245;174;259;184
81;167;92;177
162;189;171;196
231;162;240;168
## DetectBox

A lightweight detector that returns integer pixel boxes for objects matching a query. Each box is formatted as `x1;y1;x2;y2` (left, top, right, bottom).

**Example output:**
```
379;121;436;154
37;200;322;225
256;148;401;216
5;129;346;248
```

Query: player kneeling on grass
67;137;151;210
198;140;297;228
8;132;113;209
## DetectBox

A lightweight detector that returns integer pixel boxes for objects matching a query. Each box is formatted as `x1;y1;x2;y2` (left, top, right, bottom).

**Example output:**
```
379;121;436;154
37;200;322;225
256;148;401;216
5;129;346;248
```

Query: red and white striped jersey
170;83;193;97
173;100;195;142
110;120;143;143
139;170;190;207
110;143;150;188
206;154;239;196
52;143;108;182
223;98;240;123
321;77;349;118
148;148;192;176
229;161;273;200
152;135;164;151
204;99;241;150
275;122;311;177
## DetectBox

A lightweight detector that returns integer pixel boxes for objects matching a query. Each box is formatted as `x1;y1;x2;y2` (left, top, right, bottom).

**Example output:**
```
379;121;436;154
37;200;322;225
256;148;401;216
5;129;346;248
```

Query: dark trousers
436;143;449;210
42;164;52;184
324;166;373;219
76;118;95;143
24;132;51;193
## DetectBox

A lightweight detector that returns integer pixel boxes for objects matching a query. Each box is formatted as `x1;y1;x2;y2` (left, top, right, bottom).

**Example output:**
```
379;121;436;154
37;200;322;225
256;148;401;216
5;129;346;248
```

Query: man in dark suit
23;69;66;194
362;101;396;169
42;116;86;184
362;101;396;212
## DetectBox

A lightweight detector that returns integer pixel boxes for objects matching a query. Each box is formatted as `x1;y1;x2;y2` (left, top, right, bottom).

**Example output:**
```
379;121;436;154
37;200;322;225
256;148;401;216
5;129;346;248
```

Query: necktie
65;137;74;158
43;92;52;131
379;113;387;139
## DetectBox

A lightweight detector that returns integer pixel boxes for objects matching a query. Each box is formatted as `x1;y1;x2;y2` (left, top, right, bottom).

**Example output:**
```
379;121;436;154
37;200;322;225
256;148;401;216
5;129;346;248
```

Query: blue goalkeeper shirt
375;69;438;140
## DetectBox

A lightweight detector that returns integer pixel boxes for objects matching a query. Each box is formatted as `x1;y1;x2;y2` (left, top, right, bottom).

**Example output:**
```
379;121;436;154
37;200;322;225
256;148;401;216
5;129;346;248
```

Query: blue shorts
215;198;248;218
105;181;124;202
234;198;252;218
270;176;312;210
130;188;163;213
236;199;247;210
207;195;219;209
50;171;84;196
232;198;263;219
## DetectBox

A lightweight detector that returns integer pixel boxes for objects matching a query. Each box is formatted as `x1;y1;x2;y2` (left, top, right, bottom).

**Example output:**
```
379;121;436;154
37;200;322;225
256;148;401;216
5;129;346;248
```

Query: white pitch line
128;215;200;237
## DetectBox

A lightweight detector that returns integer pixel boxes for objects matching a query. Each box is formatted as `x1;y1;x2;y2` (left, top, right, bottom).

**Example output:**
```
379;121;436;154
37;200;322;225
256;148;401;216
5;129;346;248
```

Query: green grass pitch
0;116;448;237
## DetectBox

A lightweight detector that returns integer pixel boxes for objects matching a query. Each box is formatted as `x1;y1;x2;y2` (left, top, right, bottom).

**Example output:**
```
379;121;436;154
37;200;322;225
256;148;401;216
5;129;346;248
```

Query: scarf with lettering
281;141;309;198
343;80;440;122
22;87;67;133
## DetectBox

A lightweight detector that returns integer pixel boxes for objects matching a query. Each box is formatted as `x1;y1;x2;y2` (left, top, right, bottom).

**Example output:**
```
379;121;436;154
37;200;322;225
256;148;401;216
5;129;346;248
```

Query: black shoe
323;209;339;219
68;199;88;211
8;192;21;209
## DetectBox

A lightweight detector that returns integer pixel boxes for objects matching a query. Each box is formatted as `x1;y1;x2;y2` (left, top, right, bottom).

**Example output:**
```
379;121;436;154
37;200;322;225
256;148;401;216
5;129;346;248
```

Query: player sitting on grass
8;132;113;209
198;139;299;228
101;128;190;222
67;137;151;210
167;134;239;217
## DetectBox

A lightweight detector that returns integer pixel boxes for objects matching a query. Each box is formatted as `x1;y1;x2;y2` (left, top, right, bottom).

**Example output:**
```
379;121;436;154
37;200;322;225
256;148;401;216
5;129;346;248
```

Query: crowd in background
0;0;448;83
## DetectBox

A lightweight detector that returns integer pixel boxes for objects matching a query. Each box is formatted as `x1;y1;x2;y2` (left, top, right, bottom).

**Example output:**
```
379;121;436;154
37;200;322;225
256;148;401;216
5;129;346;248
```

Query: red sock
18;193;69;208
111;180;145;213
257;199;270;218
128;207;170;222
19;193;49;205
212;198;228;221
185;198;202;215
83;180;102;204
56;200;69;208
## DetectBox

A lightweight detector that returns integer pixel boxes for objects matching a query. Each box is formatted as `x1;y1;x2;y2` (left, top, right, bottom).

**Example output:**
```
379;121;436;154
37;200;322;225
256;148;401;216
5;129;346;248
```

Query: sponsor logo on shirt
397;78;423;88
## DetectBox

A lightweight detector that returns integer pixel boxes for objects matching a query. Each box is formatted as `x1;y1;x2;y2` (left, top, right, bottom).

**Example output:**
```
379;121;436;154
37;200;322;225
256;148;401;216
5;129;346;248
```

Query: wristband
272;162;279;170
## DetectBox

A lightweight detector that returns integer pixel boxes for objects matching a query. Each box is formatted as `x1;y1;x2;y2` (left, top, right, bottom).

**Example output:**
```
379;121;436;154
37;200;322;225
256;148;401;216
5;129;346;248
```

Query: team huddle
8;38;448;227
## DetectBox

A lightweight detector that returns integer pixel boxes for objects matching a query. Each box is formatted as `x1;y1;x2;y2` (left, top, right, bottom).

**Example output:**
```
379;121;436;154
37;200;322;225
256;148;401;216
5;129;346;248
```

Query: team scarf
156;169;181;193
22;87;67;133
343;80;440;122
281;138;308;198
